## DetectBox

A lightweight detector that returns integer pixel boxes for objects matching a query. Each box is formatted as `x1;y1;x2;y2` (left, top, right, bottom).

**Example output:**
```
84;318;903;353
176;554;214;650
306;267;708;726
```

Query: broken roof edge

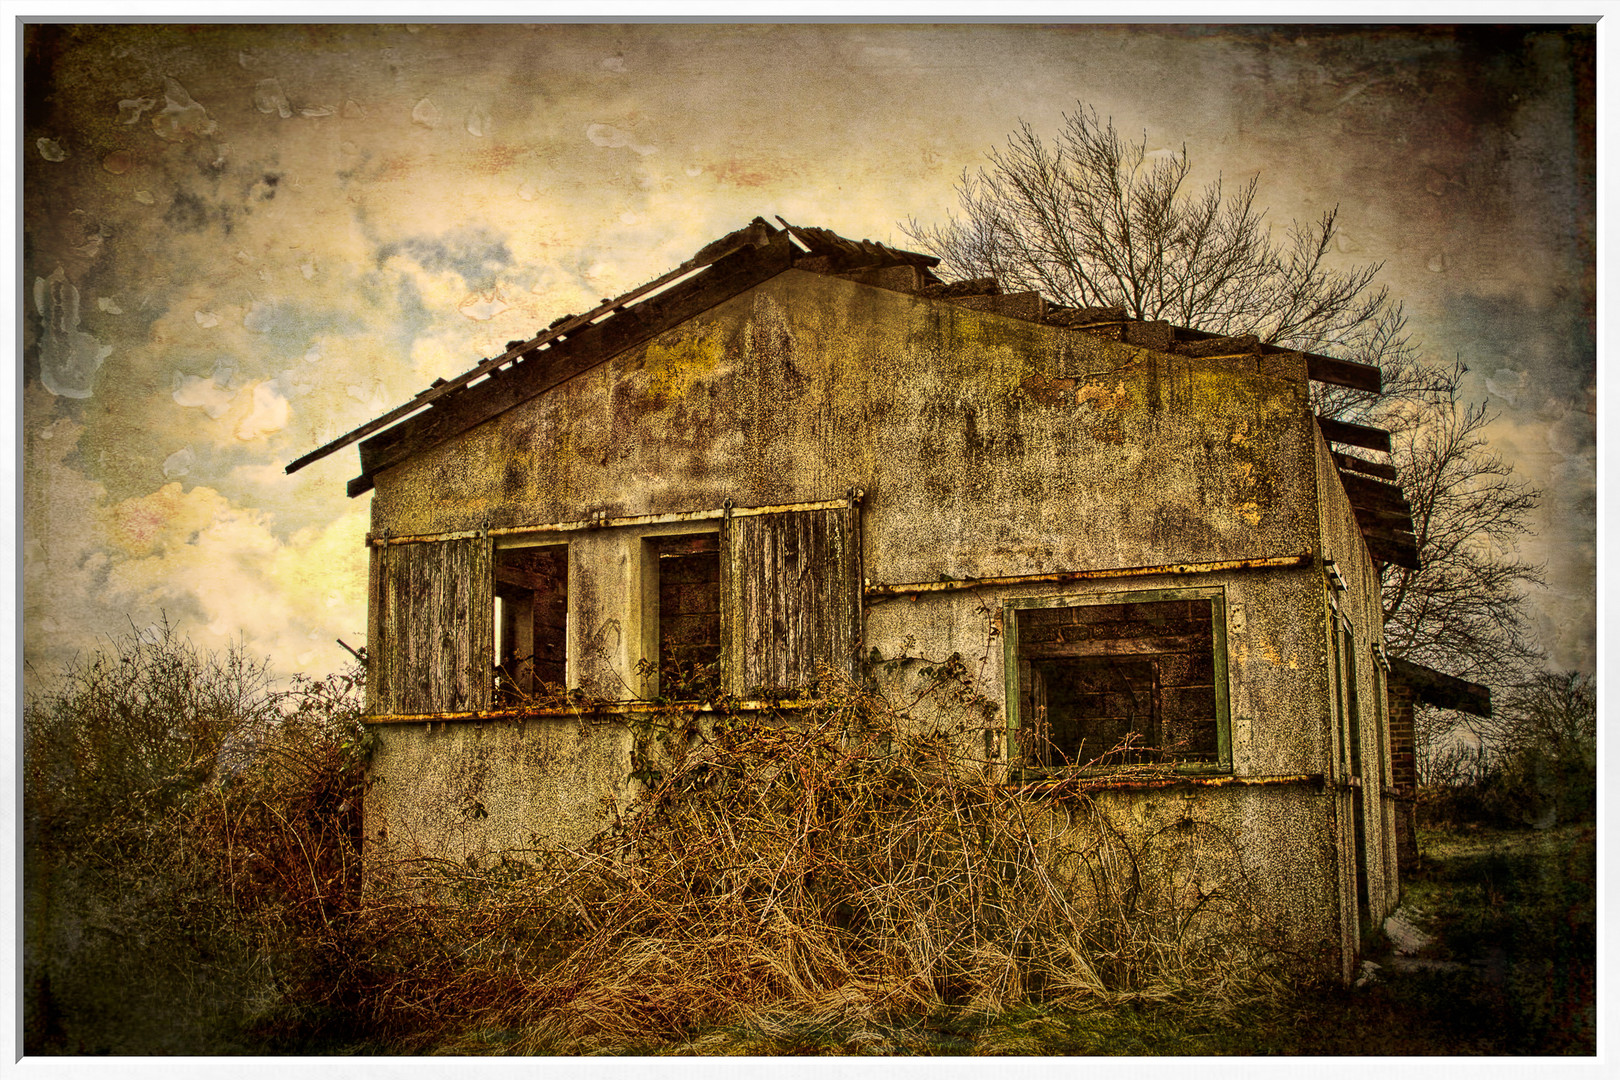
286;216;793;478
298;217;1385;493
1388;656;1493;717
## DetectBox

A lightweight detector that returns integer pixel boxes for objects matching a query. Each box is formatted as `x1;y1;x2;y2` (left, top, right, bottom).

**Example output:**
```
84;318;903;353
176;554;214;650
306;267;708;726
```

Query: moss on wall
361;269;1388;978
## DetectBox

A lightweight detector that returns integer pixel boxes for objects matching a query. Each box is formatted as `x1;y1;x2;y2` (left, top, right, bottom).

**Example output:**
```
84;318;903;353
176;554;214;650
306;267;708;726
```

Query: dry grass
345;682;1291;1052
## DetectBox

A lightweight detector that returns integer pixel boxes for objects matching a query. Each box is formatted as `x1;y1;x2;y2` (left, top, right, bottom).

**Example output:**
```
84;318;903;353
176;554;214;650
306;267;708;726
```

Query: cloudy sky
21;21;1596;682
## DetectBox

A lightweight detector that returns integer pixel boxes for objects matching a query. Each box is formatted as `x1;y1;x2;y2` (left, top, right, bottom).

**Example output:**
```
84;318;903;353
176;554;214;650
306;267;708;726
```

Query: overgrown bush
334;676;1291;1053
23;623;369;1053
27;628;1296;1054
1416;672;1595;831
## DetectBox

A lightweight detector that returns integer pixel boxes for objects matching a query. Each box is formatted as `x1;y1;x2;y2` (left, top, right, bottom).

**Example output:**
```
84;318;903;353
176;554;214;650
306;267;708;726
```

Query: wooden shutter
726;505;862;695
370;535;494;716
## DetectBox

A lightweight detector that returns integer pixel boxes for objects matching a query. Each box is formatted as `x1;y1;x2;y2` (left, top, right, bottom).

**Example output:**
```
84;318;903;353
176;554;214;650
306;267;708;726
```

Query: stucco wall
1078;782;1340;959
366;715;637;867
361;269;1364;973
864;564;1340;965
370;269;1319;570
1312;424;1399;976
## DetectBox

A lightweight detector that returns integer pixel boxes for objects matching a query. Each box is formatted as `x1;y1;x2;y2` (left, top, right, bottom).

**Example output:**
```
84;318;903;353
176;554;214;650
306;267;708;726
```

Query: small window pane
1019;597;1218;768
651;534;721;699
494;545;567;701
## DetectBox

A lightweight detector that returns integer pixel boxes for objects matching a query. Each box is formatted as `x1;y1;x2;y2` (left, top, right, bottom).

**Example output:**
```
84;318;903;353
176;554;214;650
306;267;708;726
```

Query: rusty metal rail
363;697;825;725
1015;771;1323;797
864;553;1314;600
365;493;861;547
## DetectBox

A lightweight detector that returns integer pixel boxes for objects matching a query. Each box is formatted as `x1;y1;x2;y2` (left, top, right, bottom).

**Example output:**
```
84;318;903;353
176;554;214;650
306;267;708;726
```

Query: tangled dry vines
349;676;1290;1051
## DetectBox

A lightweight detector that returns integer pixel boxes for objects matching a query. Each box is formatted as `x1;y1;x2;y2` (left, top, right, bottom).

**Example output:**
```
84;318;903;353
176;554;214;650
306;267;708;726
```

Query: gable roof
285;217;1413;566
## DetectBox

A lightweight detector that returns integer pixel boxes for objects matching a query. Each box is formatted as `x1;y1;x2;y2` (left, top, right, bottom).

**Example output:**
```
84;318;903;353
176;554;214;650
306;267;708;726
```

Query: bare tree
1491;670;1596;757
904;104;1545;693
909;110;1400;355
1377;364;1545;687
904;106;1457;416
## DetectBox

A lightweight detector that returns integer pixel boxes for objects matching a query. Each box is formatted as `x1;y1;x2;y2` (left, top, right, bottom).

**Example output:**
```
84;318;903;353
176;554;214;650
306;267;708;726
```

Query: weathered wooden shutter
369;535;494;716
726;505;862;695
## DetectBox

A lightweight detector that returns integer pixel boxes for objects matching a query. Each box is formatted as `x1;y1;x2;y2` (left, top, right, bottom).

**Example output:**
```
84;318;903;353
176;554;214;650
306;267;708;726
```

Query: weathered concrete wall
362;269;1364;972
366;715;637;865
1311;424;1399;977
371;269;1320;570
1077;783;1340;961
864;564;1340;970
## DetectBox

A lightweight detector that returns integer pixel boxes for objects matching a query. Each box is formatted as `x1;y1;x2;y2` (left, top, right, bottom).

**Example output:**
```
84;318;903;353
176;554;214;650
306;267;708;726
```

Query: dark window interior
494;545;567;701
1019;598;1218;768
652;533;721;699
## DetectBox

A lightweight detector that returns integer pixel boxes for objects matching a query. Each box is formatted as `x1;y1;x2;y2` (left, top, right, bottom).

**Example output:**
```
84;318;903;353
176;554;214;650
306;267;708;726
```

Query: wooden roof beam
1318;415;1393;454
1340;471;1412;514
1333;451;1399;482
1364;535;1422;571
1389;656;1492;716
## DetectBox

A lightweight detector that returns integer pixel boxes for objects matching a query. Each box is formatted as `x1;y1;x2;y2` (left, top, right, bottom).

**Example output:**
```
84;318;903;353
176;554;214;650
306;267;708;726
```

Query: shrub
338;675;1291;1052
26;629;1296;1053
1416;672;1596;830
23;623;369;1053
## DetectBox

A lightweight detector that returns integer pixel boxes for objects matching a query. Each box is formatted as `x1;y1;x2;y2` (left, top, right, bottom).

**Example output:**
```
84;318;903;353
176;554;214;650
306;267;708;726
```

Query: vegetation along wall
361;269;1384;972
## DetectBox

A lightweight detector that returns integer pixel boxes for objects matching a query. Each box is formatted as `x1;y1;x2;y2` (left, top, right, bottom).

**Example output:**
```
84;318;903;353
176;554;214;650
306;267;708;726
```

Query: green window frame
1002;586;1232;776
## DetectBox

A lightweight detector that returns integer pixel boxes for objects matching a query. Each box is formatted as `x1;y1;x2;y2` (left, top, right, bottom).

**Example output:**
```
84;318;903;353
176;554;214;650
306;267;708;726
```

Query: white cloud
173;369;238;418
26;425;371;680
162;446;195;478
235;382;291;440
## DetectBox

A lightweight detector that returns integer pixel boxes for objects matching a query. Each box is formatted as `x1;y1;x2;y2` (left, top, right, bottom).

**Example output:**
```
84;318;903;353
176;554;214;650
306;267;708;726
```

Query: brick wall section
1388;679;1417;791
1387;675;1420;871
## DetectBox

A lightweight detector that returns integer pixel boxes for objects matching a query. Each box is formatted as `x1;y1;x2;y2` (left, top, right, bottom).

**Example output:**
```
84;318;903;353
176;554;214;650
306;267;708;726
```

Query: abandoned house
288;216;1490;980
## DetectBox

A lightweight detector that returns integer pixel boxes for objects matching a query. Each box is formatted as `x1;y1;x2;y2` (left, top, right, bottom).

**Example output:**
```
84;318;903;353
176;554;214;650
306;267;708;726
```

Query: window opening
494;544;567;702
650;533;721;699
1015;596;1222;769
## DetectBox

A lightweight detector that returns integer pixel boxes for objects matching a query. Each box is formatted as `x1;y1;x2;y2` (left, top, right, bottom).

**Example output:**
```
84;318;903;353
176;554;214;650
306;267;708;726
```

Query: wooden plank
1362;533;1421;571
775;217;940;271
349;236;798;495
373;536;493;715
495;565;559;593
1350;502;1417;534
729;505;860;694
1318;415;1393;454
1304;353;1381;394
287;218;781;476
1339;471;1412;514
1355;514;1417;541
1333;451;1400;482
1021;634;1209;660
366;544;385;712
